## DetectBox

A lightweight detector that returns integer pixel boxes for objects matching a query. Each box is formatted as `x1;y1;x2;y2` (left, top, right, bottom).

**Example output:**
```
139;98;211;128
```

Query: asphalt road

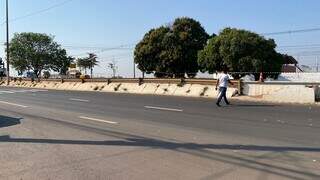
0;86;319;180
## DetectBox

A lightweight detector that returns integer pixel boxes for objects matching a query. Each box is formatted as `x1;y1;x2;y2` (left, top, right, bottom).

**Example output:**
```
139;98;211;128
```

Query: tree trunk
33;70;39;78
90;66;93;78
34;70;41;82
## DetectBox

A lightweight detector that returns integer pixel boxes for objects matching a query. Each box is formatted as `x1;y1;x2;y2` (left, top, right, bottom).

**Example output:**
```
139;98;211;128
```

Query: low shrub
200;87;209;96
114;84;122;91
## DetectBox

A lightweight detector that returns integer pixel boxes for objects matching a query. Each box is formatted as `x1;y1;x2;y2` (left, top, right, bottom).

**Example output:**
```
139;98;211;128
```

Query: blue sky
1;0;320;77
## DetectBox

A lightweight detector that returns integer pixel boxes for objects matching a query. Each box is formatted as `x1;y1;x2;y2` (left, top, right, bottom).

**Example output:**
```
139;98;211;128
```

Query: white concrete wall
243;83;316;104
6;80;317;104
277;73;320;82
1;80;238;100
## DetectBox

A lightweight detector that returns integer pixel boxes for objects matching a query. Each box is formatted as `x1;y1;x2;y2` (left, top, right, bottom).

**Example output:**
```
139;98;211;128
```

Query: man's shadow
230;104;277;107
0;115;22;128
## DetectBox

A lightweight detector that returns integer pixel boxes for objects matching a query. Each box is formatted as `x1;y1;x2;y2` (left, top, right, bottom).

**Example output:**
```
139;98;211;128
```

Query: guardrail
243;81;320;86
11;77;240;87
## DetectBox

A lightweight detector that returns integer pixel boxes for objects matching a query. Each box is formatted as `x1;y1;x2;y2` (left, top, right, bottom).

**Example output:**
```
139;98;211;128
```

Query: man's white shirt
218;74;230;88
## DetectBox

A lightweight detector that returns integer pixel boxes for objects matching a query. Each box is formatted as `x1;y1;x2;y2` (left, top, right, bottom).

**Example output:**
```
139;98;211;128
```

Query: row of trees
134;17;285;79
8;32;98;78
76;53;98;78
7;18;287;80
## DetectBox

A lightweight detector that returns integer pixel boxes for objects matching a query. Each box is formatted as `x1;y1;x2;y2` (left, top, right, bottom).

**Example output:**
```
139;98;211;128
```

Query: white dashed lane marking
144;106;183;112
69;98;90;102
79;116;118;125
0;89;48;94
0;91;15;94
0;100;28;108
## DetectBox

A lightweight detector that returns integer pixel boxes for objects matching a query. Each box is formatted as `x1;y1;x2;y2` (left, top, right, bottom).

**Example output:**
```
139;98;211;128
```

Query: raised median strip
2;78;319;104
2;79;237;99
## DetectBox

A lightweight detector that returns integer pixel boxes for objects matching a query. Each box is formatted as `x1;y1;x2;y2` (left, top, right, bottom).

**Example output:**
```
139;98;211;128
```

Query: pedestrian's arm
228;79;234;86
215;79;219;90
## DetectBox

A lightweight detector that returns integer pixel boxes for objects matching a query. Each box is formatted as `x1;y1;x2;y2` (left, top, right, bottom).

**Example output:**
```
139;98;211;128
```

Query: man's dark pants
217;87;229;105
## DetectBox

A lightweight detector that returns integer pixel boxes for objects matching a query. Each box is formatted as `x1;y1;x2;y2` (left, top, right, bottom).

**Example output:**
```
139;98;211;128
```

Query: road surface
0;87;319;180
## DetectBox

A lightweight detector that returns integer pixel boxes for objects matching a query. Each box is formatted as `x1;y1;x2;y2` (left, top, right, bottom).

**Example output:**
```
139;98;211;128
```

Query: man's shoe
216;103;221;107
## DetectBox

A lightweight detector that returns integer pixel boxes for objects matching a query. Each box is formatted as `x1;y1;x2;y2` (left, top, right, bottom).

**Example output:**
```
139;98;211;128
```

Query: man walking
215;70;234;107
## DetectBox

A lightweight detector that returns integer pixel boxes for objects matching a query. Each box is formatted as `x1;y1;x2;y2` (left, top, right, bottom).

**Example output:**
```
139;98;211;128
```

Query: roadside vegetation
8;17;289;80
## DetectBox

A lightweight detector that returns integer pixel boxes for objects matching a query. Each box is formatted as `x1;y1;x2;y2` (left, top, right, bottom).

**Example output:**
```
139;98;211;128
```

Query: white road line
10;90;25;93
0;91;15;94
69;98;90;102
144;106;183;112
11;90;32;93
0;89;48;93
79;116;118;125
0;100;28;108
30;89;48;92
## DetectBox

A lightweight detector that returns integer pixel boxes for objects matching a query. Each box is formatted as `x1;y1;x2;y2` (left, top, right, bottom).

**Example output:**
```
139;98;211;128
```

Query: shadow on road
230;104;278;107
0;135;318;152
0;115;21;128
0;134;319;180
0;135;319;179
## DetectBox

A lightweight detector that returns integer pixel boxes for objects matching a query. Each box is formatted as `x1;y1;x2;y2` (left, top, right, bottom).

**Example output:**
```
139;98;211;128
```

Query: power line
72;48;134;57
290;50;320;56
71;46;134;57
0;41;135;49
277;46;320;52
262;28;320;36
278;44;320;48
99;52;133;59
0;0;73;26
63;44;135;50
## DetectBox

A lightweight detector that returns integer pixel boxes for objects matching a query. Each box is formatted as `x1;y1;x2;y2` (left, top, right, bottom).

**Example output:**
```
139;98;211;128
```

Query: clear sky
1;0;320;77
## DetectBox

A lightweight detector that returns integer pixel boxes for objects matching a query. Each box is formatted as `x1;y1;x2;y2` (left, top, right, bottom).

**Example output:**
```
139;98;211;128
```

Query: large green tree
134;26;170;76
9;32;69;78
198;28;284;79
50;49;74;75
134;17;209;78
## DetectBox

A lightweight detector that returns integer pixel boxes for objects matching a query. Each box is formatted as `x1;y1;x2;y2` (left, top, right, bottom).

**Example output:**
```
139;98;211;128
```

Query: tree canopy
49;49;74;75
134;17;209;78
198;28;284;79
76;53;98;76
8;32;71;78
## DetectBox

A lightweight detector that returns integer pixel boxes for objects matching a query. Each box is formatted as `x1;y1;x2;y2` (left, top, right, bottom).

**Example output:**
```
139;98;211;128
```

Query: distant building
281;55;303;73
67;64;81;78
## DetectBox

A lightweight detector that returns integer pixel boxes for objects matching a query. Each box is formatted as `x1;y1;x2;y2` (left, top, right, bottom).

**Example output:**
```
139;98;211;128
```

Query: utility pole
6;0;10;85
108;58;117;78
316;56;319;72
133;59;136;79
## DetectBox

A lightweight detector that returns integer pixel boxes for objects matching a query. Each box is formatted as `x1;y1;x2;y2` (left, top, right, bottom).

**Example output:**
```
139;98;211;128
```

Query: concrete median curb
1;80;238;99
1;79;319;104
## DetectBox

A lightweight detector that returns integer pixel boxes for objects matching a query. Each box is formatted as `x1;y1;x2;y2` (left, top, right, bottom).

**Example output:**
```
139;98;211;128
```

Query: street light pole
6;0;10;85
